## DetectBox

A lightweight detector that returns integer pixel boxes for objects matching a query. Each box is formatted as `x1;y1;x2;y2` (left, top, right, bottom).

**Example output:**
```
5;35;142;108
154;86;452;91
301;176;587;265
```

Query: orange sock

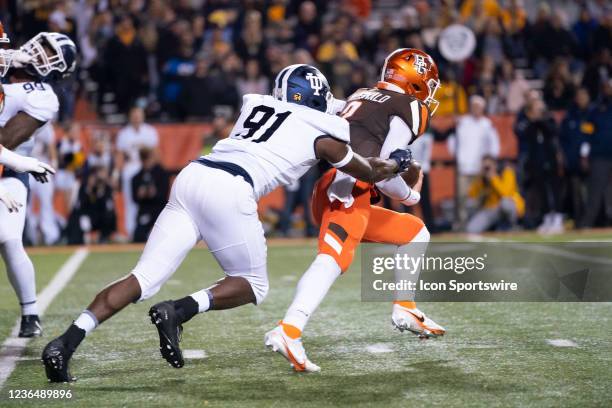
394;301;417;309
280;321;302;339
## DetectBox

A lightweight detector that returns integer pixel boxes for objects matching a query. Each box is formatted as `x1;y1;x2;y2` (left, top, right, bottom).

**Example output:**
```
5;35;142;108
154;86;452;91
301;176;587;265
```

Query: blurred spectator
582;48;611;101
103;14;149;114
277;166;319;238
55;122;85;217
543;60;576;110
447;95;500;228
116;107;159;239
436;70;468;116
466;155;524;234
26;124;60;246
69;166;117;244
132;148;169;242
559;88;591;225
517;99;564;233
572;8;599;59
292;1;321;49
581;79;612;228
236;59;269;97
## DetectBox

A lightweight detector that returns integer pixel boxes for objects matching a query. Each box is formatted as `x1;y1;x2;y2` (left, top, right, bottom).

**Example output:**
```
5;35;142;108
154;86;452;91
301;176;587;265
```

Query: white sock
190;289;211;313
283;254;341;332
394;226;430;302
0;240;38;316
74;310;98;334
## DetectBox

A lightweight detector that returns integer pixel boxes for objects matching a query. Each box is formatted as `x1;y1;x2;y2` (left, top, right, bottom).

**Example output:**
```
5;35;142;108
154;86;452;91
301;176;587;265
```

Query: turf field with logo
0;231;611;407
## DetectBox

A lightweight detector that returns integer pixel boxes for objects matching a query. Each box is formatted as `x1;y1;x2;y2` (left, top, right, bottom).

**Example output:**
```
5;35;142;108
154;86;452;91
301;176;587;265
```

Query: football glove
0;146;56;183
389;148;413;173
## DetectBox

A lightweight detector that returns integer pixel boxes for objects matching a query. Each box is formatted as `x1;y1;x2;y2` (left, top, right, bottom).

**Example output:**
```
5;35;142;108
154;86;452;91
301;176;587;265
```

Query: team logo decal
413;55;428;74
305;72;323;96
293;92;302;101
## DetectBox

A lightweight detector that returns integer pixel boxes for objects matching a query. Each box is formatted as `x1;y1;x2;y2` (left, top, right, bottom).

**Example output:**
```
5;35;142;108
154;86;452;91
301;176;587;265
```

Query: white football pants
131;163;269;304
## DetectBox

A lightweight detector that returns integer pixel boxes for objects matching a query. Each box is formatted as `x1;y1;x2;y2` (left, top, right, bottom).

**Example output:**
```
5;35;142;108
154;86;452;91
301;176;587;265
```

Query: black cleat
19;315;42;338
42;338;75;383
149;301;184;368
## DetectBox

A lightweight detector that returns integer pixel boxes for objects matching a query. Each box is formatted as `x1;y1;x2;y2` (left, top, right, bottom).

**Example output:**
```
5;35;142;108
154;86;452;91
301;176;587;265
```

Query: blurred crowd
0;0;610;242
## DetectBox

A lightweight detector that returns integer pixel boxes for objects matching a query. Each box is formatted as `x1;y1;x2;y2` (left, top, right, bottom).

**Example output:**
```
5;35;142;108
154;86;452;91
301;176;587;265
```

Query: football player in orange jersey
266;49;445;372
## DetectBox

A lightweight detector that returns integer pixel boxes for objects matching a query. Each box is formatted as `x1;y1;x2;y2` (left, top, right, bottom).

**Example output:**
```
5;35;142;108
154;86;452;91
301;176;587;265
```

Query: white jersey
204;94;350;199
0;81;59;157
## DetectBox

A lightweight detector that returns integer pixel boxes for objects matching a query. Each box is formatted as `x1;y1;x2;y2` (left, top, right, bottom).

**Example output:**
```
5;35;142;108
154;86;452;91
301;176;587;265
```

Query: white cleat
391;304;446;338
264;325;320;373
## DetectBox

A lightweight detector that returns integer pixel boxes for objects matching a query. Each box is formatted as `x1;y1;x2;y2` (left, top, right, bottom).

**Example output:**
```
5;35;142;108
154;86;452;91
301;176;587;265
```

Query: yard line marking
365;343;394;354
0;247;89;387
546;339;578;348
183;349;207;359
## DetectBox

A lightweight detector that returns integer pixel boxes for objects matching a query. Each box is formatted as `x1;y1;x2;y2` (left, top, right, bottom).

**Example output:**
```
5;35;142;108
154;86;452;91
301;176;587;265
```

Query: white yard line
0;247;89;387
546;339;578;348
183;349;207;359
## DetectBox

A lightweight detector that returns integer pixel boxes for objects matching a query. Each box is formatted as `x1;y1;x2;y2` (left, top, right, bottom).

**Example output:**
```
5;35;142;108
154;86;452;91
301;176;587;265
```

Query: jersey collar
376;81;405;94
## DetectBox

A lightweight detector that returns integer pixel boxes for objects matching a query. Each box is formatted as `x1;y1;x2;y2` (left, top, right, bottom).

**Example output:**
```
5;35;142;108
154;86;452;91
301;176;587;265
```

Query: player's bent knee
319;247;353;273
244;274;269;305
414;225;430;243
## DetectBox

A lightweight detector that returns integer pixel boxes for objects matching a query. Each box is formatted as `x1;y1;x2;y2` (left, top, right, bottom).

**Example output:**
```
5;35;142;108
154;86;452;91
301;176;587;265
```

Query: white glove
0;184;21;213
10;49;33;68
0;146;56;183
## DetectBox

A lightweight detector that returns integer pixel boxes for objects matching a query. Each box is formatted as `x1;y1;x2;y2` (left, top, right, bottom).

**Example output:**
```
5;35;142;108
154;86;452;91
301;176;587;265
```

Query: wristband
401;189;421;206
331;147;354;168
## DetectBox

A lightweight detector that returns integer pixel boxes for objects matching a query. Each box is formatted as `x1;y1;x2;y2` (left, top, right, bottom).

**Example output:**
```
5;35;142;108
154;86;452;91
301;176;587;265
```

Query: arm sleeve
375;175;420;206
23;90;59;122
379;116;414;159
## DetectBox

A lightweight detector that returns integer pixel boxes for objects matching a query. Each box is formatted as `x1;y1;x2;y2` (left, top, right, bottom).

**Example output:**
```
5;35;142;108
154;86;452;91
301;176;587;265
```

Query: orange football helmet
377;48;441;115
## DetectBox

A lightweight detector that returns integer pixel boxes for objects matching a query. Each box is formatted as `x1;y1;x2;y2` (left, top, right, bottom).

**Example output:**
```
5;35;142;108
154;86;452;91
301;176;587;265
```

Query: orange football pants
312;169;425;272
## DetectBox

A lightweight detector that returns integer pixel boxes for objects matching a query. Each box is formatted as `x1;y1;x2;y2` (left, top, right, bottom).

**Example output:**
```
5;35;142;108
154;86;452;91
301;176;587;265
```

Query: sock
20;300;38;316
60;324;86;354
0;240;38;316
74;310;98;334
174;289;211;323
283;254;341;332
393;225;429;310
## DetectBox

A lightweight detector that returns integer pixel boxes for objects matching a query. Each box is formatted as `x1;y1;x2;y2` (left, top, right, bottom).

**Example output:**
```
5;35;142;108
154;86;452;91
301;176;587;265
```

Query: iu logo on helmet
305;72;324;96
413;55;428;75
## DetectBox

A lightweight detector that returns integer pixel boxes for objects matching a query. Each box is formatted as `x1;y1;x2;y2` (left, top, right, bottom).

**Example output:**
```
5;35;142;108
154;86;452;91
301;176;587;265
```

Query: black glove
389;148;413;173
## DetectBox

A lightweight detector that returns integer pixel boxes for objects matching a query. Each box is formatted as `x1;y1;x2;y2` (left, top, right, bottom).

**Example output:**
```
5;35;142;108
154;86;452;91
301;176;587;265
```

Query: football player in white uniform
0;32;76;337
43;64;414;382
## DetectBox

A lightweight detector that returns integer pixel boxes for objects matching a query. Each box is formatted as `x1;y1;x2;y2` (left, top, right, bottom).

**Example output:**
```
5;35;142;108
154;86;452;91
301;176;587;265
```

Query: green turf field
0;235;611;407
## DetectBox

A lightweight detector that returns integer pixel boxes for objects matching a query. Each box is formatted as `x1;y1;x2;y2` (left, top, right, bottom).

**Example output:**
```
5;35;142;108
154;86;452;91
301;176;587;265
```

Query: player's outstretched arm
0;111;45;150
0;144;56;183
315;137;401;184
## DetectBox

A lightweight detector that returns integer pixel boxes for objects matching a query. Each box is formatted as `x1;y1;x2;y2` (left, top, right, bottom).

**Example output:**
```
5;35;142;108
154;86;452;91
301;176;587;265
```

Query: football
401;160;422;187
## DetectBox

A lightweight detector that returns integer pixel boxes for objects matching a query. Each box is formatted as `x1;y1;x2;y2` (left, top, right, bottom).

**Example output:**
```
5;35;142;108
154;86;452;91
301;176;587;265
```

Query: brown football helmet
377;48;441;115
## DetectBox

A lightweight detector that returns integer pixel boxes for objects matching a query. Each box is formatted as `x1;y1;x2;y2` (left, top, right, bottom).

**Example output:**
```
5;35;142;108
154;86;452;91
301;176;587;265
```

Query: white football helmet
20;32;77;80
